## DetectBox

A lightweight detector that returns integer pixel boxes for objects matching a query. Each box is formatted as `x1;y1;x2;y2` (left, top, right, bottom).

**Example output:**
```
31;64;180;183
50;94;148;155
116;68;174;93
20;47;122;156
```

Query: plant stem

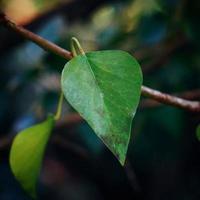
1;14;200;112
0;14;72;60
71;37;85;56
54;92;64;121
141;86;200;112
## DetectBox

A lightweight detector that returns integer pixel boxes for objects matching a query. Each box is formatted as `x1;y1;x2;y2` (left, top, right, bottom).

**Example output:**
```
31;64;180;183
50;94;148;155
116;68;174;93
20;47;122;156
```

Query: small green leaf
61;50;142;165
196;124;200;141
10;115;54;199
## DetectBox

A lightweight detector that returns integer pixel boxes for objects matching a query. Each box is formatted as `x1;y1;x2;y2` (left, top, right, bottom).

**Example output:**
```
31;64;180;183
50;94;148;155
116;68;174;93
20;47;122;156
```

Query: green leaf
10;115;54;199
196;124;200;141
61;50;142;165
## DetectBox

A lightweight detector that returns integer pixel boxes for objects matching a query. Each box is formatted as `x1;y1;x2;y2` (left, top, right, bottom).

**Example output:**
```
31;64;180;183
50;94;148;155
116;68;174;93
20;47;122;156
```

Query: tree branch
0;14;72;59
1;14;200;112
141;86;200;112
140;89;200;109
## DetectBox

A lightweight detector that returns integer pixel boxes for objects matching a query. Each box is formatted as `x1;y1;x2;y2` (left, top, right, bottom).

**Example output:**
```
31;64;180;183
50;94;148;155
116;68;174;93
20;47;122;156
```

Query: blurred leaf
34;0;59;10
196;124;200;141
10;115;55;199
122;0;162;32
61;50;142;165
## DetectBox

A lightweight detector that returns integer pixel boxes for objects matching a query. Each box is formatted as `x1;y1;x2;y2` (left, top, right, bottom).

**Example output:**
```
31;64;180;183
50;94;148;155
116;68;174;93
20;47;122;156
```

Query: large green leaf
61;50;142;165
10;115;54;199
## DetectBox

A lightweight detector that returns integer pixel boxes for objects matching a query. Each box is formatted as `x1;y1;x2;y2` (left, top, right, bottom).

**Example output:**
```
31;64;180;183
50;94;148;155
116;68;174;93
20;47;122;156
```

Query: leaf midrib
87;57;136;117
84;55;112;131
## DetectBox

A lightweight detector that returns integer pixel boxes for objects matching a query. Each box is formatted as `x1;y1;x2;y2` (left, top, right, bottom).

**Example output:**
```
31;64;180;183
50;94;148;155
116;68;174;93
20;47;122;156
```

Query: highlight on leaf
9;115;55;199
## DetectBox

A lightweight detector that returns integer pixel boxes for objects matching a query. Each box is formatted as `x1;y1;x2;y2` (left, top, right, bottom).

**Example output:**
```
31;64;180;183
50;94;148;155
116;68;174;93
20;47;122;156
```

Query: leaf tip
119;158;126;166
112;148;127;166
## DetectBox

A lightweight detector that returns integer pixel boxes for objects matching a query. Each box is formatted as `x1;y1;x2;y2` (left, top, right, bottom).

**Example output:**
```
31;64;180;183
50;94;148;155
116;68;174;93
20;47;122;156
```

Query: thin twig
141;86;200;112
0;14;72;60
0;14;200;112
140;89;200;109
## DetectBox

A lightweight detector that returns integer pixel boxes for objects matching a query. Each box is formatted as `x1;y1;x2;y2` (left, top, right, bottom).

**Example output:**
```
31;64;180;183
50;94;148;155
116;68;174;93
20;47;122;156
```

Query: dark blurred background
0;0;200;199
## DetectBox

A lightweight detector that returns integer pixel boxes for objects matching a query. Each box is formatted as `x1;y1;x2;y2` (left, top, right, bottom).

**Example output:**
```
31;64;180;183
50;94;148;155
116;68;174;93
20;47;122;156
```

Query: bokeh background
0;0;200;199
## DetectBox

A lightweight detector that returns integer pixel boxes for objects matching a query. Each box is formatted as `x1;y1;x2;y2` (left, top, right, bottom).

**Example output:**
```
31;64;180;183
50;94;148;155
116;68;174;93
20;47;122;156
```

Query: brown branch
0;14;72;60
141;86;200;112
140;89;200;109
1;14;200;112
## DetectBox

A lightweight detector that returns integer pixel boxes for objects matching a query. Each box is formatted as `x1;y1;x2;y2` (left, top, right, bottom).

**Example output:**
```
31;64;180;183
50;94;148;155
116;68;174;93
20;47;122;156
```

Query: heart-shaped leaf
10;115;54;199
61;50;142;165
